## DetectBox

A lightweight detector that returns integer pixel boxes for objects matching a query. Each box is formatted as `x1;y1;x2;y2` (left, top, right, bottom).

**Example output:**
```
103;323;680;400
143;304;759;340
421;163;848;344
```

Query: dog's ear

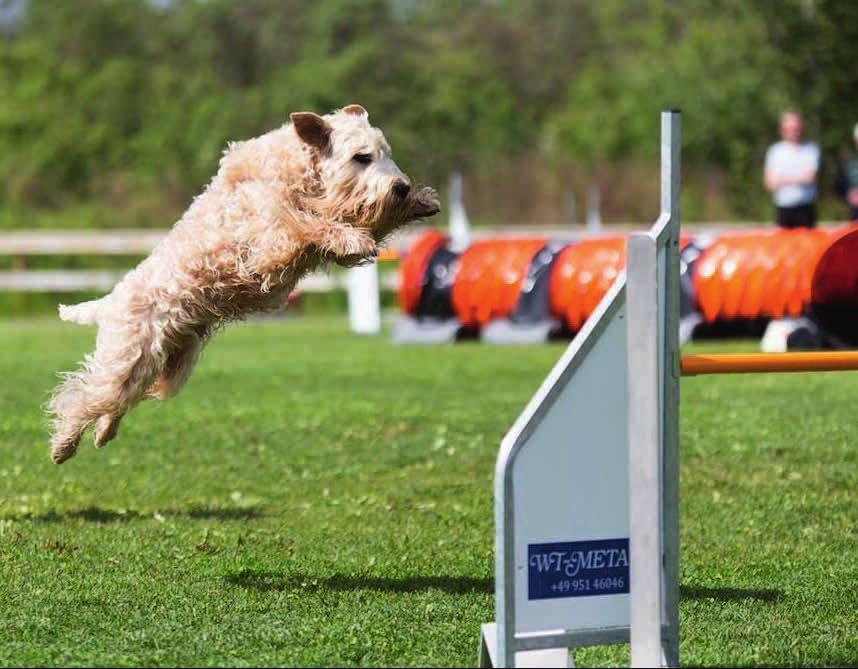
343;104;368;119
291;112;332;150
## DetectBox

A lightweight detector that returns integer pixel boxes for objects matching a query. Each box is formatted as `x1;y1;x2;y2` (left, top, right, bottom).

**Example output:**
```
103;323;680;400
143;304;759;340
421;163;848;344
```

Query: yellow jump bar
681;351;858;376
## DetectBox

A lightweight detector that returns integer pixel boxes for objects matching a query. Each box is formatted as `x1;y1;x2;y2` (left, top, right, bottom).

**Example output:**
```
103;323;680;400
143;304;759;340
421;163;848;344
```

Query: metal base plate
390;316;460;344
480;319;559;344
478;623;572;668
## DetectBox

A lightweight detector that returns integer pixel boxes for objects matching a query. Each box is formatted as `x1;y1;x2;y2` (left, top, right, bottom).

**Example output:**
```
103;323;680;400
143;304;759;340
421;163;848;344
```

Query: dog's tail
59;297;108;326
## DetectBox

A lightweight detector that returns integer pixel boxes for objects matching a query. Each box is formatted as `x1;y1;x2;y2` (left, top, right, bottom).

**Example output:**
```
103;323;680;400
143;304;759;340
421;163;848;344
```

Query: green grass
0;317;855;666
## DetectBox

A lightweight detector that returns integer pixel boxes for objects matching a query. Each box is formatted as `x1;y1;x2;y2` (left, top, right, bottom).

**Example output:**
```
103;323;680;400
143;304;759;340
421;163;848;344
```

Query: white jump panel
509;288;629;634
492;276;630;667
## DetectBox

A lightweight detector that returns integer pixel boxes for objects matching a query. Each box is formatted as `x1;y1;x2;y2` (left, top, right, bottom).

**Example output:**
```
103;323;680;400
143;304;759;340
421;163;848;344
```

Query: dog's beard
370;186;441;242
322;181;438;222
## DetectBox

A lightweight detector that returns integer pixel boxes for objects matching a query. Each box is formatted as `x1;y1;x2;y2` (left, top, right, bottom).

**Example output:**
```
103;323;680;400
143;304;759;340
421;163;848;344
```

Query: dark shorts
776;203;817;229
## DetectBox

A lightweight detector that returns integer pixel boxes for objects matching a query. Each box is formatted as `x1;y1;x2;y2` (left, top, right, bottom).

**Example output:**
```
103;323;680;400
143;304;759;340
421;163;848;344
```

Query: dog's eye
352;153;372;165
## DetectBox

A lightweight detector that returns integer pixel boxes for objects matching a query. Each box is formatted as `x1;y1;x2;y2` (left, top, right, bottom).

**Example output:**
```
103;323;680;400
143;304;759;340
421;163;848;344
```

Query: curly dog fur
48;104;439;464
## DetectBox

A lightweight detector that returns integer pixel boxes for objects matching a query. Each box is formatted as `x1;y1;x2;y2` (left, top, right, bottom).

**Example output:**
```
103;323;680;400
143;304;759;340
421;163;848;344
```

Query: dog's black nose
393;180;411;199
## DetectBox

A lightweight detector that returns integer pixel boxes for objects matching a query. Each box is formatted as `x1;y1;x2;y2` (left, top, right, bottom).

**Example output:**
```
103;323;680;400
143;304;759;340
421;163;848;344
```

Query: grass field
0;316;856;667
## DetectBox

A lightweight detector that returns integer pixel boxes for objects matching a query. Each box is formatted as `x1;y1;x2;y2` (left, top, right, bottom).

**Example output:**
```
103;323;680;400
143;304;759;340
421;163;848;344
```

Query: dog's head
290;105;440;241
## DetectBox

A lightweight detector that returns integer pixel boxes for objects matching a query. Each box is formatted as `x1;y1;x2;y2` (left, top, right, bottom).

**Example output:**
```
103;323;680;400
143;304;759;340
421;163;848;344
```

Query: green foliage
0;0;857;224
546;1;790;216
0;318;856;665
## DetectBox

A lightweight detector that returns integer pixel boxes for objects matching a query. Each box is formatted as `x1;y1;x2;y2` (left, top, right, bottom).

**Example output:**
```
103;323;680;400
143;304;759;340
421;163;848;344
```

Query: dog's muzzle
407;187;441;220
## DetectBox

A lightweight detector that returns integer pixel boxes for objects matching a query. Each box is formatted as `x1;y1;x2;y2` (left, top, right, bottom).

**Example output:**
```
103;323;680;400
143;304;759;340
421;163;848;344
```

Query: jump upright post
625;111;682;668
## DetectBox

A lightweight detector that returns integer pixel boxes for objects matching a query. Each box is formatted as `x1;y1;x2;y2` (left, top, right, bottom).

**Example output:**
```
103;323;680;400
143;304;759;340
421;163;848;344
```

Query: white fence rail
0;229;404;294
0;221;823;294
0;268;400;293
0;230;166;255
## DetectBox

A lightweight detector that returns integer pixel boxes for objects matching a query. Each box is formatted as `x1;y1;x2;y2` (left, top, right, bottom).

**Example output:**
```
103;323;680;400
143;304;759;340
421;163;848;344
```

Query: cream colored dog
48;105;439;464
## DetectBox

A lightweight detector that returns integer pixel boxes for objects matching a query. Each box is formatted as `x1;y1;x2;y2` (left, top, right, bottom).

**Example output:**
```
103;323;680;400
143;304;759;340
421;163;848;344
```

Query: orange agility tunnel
395;225;858;345
548;236;627;332
397;229;449;315
451;237;548;328
808;226;858;346
692;227;852;323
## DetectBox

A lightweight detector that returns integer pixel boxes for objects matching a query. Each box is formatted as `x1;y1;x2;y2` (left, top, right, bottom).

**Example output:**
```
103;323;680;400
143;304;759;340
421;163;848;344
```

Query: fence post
347;262;381;334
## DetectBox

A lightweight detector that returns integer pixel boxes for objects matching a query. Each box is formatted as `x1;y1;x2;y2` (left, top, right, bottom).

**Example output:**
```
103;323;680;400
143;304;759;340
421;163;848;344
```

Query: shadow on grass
225;569;493;595
680;585;783;602
5;504;263;523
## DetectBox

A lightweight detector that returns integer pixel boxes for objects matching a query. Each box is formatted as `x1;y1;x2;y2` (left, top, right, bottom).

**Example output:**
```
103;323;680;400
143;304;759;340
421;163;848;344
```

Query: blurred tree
760;0;858;194
0;0;856;226
546;0;790;216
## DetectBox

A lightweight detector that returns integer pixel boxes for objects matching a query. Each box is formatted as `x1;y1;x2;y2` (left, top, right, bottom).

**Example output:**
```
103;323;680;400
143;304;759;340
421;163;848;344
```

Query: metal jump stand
479;111;681;668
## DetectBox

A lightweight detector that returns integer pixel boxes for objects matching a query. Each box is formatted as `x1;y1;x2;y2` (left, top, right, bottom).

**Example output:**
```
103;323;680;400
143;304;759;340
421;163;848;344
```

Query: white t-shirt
764;140;820;207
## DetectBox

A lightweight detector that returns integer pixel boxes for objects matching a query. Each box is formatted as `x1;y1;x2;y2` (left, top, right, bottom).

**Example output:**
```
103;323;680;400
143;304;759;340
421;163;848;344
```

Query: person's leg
804;203;817;228
777;206;800;229
778;205;815;229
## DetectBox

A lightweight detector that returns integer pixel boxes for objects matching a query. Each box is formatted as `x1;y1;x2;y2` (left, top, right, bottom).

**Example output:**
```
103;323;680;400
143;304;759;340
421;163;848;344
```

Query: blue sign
528;538;630;600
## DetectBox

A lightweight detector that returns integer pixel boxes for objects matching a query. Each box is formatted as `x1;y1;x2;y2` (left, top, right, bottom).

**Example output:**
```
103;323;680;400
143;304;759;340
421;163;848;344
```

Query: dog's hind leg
148;327;208;401
93;413;123;448
49;306;166;464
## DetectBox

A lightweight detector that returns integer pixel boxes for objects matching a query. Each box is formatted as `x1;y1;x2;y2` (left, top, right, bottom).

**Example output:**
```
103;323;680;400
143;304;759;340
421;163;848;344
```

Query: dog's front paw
336;255;375;268
335;244;378;268
341;230;377;258
326;228;377;267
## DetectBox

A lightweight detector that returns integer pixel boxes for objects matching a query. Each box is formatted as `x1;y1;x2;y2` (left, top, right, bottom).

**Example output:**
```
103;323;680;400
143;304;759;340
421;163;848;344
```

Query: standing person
841;123;858;221
764;111;820;228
